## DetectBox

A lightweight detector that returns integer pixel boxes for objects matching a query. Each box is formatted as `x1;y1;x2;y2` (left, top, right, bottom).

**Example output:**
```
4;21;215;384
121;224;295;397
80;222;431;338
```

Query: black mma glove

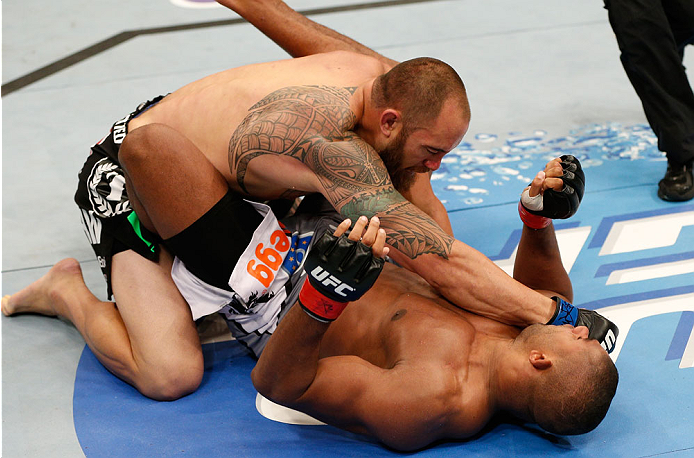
299;231;385;322
548;296;619;354
519;155;585;227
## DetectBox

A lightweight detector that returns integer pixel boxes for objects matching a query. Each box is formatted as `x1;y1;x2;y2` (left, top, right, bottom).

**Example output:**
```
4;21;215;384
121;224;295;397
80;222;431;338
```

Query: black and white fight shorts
170;194;342;357
74;95;263;299
74;96;168;297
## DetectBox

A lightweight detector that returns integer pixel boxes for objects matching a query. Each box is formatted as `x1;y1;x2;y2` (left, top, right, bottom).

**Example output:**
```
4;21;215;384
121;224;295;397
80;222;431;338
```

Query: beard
379;129;419;193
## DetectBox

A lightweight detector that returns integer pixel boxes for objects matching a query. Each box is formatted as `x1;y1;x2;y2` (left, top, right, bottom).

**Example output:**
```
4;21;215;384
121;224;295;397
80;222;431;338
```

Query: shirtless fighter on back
252;200;618;451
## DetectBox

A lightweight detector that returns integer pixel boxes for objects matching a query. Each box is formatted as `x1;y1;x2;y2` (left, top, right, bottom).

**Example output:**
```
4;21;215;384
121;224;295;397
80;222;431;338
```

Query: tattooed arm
310;134;555;327
400;172;453;236
215;0;398;68
229;86;554;327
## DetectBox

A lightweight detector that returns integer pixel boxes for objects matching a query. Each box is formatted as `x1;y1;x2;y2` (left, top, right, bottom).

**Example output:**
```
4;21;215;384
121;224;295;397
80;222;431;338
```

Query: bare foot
2;258;84;317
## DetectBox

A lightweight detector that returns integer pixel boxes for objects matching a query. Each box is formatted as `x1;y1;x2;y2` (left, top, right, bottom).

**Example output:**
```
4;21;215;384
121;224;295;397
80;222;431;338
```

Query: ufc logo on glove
309;266;356;297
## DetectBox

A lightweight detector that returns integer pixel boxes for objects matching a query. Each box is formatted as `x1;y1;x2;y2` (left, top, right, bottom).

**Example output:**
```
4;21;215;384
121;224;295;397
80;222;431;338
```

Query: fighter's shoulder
397;360;489;442
443;400;493;440
314;50;392;73
434;368;494;439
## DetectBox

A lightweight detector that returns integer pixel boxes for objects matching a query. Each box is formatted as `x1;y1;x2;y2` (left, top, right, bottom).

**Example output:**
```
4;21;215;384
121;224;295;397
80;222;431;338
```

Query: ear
379;109;402;138
529;350;553;371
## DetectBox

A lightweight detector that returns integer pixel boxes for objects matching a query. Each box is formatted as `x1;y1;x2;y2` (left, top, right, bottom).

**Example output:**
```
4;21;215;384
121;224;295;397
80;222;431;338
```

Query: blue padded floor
3;0;694;457
72;314;693;458
67;127;694;458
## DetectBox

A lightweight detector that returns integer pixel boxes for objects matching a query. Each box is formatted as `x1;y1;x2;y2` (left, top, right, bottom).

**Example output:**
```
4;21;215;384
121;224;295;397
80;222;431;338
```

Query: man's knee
120;123;174;170
137;357;204;401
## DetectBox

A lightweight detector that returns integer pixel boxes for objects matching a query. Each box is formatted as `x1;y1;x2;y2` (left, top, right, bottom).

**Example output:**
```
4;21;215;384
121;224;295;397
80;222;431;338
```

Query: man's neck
352;78;381;151
484;336;533;422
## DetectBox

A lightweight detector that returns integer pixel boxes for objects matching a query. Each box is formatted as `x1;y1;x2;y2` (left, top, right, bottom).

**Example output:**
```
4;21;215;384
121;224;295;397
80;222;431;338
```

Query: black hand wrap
576;309;619;354
526;155;585;219
299;231;385;322
548;296;619;353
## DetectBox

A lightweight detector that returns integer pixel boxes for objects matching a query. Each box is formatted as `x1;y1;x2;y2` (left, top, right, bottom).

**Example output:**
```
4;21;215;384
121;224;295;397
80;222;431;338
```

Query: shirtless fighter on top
2;0;617;401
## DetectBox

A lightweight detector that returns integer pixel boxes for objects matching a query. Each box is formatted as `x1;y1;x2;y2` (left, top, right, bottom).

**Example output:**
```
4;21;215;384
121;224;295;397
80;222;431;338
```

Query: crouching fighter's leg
2;237;202;401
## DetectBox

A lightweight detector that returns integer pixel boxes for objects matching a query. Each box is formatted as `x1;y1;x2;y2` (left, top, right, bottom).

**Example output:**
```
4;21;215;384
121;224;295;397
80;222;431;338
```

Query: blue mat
434;123;663;211
72;124;694;457
74;312;694;457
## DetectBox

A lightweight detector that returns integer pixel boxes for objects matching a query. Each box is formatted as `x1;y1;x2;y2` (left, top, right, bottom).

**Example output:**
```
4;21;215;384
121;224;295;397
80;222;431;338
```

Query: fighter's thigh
119;123;229;239
110;248;202;371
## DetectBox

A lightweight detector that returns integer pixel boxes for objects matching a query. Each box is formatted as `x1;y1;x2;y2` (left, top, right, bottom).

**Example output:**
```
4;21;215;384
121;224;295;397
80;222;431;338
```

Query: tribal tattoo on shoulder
228;85;453;260
229;85;358;194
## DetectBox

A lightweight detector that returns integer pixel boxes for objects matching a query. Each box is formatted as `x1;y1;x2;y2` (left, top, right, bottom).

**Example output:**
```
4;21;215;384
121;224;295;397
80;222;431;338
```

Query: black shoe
658;160;694;202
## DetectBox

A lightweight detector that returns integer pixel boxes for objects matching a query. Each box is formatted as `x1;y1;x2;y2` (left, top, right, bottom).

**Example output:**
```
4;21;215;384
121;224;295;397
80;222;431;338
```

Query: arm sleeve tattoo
313;135;454;259
229;85;453;259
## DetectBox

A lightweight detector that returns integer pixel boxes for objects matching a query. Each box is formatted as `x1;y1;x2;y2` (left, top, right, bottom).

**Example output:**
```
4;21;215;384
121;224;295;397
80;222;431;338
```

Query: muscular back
128;51;387;187
129;50;457;262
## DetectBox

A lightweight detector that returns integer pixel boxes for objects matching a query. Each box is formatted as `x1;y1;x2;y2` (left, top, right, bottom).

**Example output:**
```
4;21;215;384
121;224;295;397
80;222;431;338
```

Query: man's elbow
251;366;301;407
251;366;276;400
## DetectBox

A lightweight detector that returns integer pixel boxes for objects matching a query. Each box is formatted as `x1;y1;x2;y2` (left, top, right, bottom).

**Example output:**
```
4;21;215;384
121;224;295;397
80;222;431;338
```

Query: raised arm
512;167;573;301
512;156;618;352
216;0;399;68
